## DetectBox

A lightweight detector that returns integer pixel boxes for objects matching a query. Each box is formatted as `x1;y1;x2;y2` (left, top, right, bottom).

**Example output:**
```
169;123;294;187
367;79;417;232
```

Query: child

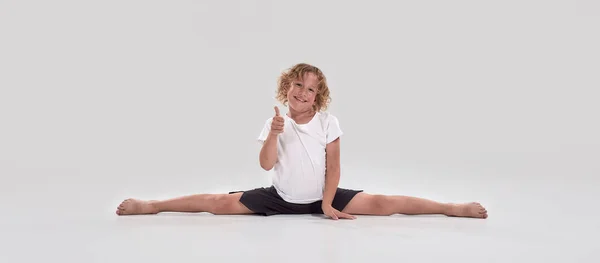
116;63;488;220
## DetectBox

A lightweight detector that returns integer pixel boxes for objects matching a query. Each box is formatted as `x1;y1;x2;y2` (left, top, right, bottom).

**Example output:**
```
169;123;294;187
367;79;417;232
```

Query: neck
287;107;316;122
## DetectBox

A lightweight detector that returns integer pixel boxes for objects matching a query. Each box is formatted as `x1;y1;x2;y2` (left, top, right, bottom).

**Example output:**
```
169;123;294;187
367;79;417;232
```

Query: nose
298;88;308;97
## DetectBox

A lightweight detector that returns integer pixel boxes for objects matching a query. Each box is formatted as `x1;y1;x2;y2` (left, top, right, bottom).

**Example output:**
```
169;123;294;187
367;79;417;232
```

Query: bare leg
342;193;488;218
116;192;254;215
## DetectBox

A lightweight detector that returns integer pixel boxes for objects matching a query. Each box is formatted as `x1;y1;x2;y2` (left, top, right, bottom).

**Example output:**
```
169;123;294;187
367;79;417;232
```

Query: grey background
1;1;599;262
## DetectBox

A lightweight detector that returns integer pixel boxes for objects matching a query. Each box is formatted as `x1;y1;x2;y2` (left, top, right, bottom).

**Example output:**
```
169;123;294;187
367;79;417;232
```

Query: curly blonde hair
276;63;331;112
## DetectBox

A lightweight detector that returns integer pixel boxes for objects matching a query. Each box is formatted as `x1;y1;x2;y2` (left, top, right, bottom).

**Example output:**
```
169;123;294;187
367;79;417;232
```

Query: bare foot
447;202;488;219
116;198;159;215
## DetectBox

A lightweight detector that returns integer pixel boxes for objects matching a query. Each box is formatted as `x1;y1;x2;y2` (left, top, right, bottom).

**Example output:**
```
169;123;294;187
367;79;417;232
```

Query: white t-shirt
257;111;343;204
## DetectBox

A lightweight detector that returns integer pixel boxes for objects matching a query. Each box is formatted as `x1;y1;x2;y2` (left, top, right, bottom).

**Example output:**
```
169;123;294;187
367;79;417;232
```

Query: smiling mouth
294;96;307;103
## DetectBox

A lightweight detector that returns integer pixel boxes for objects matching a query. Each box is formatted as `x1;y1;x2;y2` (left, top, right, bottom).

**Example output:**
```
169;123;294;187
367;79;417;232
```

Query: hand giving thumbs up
270;106;285;135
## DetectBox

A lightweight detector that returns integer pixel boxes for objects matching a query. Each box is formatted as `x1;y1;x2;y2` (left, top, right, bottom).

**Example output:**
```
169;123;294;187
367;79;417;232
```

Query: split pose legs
116;192;487;219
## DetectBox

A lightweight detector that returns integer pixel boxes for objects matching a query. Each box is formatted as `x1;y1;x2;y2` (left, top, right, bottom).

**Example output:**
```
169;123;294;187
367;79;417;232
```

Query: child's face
287;72;319;112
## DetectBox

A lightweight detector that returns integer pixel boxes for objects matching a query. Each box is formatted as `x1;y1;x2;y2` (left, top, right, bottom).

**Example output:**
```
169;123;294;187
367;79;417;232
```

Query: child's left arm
323;137;341;206
322;137;355;220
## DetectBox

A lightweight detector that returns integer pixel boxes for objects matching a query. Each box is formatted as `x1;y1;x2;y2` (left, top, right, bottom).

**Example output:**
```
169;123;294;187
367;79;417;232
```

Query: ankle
148;200;161;213
442;203;456;216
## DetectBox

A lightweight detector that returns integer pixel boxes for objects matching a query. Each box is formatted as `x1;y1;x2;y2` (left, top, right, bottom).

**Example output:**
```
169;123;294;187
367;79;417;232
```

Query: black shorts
229;186;363;216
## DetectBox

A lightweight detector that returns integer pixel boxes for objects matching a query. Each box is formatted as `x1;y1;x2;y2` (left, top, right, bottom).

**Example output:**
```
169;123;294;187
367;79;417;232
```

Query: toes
479;211;488;219
117;208;128;215
117;200;131;214
119;199;133;206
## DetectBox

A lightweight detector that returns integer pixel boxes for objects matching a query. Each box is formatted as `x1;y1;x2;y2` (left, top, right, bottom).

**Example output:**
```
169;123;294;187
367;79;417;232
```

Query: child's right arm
259;132;278;170
259;106;284;171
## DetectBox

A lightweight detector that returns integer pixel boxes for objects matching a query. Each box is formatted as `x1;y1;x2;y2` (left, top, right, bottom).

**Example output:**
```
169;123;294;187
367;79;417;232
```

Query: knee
370;195;395;216
207;194;237;214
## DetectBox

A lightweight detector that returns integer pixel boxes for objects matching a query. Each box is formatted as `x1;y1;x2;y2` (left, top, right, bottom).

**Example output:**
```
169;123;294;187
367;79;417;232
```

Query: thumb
274;106;280;116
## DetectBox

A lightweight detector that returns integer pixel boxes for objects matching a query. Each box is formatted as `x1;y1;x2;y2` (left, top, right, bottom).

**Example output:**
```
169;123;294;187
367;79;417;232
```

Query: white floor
1;165;598;263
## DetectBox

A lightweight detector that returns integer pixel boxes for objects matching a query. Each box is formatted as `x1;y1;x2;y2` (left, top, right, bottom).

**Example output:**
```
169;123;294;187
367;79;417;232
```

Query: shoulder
317;111;340;126
317;111;336;121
